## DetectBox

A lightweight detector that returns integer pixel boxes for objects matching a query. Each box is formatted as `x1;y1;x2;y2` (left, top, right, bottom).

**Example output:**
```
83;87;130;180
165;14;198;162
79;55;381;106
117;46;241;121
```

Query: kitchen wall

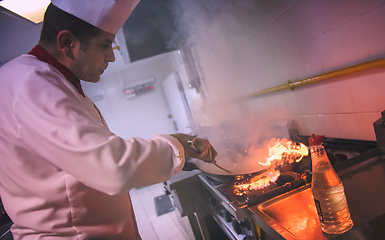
82;51;187;140
0;8;42;67
182;0;385;141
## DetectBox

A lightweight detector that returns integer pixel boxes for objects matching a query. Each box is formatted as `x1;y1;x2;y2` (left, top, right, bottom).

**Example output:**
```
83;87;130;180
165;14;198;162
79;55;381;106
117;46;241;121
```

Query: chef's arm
171;133;217;163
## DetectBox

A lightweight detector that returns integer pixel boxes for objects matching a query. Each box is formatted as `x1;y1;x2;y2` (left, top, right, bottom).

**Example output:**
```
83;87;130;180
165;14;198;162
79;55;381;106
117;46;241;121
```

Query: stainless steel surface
208;207;248;240
249;148;385;239
198;167;310;240
374;110;385;153
181;139;382;240
198;174;250;221
254;184;318;240
165;170;249;240
199;173;260;240
164;170;208;223
163;170;208;240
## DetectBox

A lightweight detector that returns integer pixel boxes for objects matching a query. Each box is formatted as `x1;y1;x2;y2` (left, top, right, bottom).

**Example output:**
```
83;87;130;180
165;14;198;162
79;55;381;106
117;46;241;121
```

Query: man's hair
39;3;102;50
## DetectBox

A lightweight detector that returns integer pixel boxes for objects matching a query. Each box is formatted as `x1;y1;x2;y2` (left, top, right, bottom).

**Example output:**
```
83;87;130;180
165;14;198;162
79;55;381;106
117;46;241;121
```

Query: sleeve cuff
151;134;185;173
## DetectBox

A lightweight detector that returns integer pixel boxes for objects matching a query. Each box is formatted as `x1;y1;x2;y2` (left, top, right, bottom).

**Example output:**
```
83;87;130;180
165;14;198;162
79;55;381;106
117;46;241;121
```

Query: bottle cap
308;134;325;146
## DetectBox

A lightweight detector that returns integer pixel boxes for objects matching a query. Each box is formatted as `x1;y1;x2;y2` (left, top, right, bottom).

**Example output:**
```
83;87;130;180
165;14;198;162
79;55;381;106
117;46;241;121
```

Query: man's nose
107;47;115;62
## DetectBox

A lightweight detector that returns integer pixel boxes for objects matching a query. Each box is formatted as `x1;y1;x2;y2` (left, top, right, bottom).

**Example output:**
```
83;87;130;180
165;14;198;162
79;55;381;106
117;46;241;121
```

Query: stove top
198;136;378;218
218;170;310;207
201;167;311;208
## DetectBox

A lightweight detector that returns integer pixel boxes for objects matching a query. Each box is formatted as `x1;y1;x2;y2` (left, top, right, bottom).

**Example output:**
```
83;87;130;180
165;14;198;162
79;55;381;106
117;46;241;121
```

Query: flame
233;169;281;195
232;138;308;196
259;138;308;166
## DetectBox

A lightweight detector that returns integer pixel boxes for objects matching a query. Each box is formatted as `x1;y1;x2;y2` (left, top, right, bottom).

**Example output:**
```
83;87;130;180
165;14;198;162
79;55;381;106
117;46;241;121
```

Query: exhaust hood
122;0;232;62
122;0;183;62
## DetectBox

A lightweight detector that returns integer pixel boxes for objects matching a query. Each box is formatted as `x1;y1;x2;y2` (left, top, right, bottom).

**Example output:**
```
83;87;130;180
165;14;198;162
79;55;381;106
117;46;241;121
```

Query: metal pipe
247;59;385;98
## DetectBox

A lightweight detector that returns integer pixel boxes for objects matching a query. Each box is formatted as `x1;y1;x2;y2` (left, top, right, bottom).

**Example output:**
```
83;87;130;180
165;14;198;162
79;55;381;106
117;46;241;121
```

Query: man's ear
57;30;76;59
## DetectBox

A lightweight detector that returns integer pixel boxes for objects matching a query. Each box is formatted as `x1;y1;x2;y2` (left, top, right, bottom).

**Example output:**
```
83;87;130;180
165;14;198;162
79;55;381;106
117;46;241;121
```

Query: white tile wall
329;0;360;28
82;53;179;140
190;0;385;141
362;3;385;58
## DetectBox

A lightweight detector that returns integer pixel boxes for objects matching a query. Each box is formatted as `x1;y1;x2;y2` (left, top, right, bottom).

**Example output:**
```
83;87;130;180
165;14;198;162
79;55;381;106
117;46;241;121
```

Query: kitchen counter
249;147;385;240
164;170;214;240
167;169;202;190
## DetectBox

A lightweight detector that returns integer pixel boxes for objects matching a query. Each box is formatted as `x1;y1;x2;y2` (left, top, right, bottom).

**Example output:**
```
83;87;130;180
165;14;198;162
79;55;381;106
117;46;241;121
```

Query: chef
0;0;217;239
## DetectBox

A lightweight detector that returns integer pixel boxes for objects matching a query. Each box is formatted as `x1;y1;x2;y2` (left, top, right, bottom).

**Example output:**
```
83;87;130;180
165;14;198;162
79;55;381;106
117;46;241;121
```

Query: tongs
188;134;231;174
213;161;231;173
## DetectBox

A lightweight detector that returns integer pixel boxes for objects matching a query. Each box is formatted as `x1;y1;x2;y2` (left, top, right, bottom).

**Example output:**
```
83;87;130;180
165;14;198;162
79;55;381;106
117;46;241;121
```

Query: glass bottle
308;134;353;234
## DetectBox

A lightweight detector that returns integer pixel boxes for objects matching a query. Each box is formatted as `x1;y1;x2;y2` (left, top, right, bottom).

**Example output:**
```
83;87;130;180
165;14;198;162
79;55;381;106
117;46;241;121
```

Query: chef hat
51;0;141;34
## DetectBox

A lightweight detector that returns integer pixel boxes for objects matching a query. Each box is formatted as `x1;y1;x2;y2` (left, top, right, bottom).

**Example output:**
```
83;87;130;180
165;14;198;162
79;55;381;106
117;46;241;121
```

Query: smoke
190;107;293;174
167;0;232;49
166;0;298;174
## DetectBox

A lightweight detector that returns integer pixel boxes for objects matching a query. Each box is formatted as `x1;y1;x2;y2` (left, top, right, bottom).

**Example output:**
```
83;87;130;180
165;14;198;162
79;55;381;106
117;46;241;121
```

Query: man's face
69;30;116;83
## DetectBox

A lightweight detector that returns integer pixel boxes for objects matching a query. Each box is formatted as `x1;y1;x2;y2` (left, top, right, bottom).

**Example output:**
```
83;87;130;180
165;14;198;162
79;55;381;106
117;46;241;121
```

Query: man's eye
102;44;111;50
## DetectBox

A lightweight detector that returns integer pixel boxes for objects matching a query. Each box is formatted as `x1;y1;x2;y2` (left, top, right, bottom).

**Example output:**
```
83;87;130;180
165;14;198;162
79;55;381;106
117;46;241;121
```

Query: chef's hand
171;133;217;163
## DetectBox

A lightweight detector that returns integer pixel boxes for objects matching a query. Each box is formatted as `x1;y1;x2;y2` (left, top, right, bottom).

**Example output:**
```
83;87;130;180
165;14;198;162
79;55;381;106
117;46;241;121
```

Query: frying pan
193;116;291;179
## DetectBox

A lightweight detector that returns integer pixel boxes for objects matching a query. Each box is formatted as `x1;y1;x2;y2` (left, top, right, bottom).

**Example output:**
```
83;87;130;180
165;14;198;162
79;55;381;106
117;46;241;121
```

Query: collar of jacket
29;45;85;97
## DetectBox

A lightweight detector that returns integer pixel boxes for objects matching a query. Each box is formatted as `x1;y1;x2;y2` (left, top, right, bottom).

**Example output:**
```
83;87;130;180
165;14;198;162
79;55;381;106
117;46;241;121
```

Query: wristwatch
187;135;198;152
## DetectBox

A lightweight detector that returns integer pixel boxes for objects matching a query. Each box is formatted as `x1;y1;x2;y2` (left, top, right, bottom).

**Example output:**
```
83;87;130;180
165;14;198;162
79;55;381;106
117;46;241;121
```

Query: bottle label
314;199;324;222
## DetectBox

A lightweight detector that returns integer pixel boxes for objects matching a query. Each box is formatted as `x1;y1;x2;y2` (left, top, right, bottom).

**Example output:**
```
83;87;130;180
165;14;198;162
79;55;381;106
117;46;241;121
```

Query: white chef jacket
0;49;185;239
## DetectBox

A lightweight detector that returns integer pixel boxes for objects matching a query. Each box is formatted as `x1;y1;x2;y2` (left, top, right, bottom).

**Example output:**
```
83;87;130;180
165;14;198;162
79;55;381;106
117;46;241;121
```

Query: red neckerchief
28;45;85;97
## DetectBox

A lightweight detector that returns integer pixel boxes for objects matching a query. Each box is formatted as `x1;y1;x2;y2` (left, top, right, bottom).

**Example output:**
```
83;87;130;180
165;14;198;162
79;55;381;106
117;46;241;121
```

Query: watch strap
187;135;198;152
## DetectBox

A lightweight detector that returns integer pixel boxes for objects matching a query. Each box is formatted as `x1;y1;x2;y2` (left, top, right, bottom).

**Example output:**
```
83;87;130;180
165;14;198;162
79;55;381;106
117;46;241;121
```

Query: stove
198;165;312;240
162;116;385;240
195;136;377;240
198;174;256;240
218;170;310;207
